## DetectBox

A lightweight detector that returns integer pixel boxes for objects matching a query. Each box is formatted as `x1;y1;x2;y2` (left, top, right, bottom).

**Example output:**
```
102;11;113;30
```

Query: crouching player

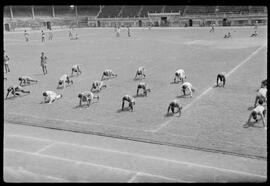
18;76;38;86
250;31;258;37
254;86;267;107
216;72;226;87
122;95;135;111
181;82;195;98
42;91;63;104
78;91;99;107
101;69;117;80
71;64;82;76
58;74;73;89
134;66;146;79
91;81;107;92
167;99;182;117
137;82;151;96
224;32;231;38
247;99;266;129
5;85;30;99
261;79;267;88
174;69;186;83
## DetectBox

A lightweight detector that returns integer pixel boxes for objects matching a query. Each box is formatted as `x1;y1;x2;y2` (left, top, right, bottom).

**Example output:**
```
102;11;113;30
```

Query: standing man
40;52;48;75
48;28;53;40
127;26;131;37
24;30;30;42
41;30;45;42
4;50;10;73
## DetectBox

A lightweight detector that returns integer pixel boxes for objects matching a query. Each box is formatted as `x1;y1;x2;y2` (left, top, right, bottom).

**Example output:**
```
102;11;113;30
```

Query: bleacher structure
3;5;267;31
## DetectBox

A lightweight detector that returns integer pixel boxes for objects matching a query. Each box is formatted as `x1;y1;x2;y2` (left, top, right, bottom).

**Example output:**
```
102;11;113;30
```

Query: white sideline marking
34;143;56;154
6;134;266;179
153;44;267;132
4;148;185;182
127;172;139;183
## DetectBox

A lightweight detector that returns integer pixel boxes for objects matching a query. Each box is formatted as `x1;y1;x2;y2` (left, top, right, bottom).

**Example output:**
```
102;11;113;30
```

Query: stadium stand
4;6;11;18
163;6;186;13
185;6;216;15
249;6;266;14
77;6;100;17
120;6;141;17
217;6;249;14
98;6;122;18
140;6;163;17
33;6;52;17
12;6;32;18
54;6;75;17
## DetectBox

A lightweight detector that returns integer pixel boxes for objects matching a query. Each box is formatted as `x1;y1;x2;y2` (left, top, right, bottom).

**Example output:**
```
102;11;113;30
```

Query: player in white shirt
174;69;186;83
18;76;38;86
71;64;82;76
134;66;146;79
254;87;267;107
91;81;106;92
42;91;63;104
216;72;226;87
122;95;135;111
5;85;30;99
58;74;73;88
101;69;117;80
136;82;151;96
78;91;99;107
247;99;266;129
181;82;195;98
167;99;182;117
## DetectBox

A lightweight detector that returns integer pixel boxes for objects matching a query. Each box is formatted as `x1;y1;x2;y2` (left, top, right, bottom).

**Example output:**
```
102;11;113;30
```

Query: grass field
4;26;267;159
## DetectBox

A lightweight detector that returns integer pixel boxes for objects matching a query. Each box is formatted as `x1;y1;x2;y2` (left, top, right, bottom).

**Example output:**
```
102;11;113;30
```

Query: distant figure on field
18;76;38;86
181;82;195;98
41;30;45;42
71;64;82;76
174;69;186;84
58;74;73;89
134;66;146;80
136;82;151;96
247;99;266;129
48;28;53;40
91;81;106;92
4;50;10;73
127;26;131;37
167;99;182;117
254;87;267;107
224;32;231;38
261;79;267;88
24;30;30;42
40;52;48;75
101;69;117;80
122;95;135;111
209;23;215;32
78;91;99;107
5;85;30;99
216;72;226;87
116;26;121;37
42;91;63;104
250;31;258;37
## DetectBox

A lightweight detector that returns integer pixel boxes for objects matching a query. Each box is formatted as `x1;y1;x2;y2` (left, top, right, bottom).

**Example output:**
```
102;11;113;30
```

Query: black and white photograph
3;2;267;183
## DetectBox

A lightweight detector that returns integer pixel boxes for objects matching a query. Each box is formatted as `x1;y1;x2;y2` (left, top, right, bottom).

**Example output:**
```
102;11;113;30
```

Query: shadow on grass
116;107;132;113
175;95;187;99
213;84;225;88
73;101;98;109
5;93;30;100
133;94;146;98
32;73;44;76
243;119;264;129
164;112;181;117
20;82;38;87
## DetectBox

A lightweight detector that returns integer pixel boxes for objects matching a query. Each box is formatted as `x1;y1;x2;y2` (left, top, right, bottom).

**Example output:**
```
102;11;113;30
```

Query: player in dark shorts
136;82;151;96
91;81;106;92
122;95;135;111
167;99;182;117
101;69;117;80
71;64;82;76
78;91;99;107
134;66;146;79
41;30;45;42
5;85;30;99
216;72;226;87
250;31;258;37
247;99;266;129
40;52;48;75
58;74;73;89
18;76;38;86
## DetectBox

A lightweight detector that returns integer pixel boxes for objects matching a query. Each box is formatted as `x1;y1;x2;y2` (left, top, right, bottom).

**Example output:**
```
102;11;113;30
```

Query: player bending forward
42;91;63;104
247;99;267;129
224;32;231;38
71;64;82;76
137;82;151;96
78;91;99;107
134;66;146;79
122;95;135;111
58;74;73;89
181;82;195;98
6;85;30;99
19;76;38;86
101;69;117;80
254;86;267;107
91;81;106;92
216;72;226;87
250;31;258;37
261;79;267;88
167;99;182;117
174;69;186;83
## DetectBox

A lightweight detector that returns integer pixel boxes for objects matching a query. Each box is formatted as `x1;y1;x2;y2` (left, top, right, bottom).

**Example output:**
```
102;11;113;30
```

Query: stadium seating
185;6;216;15
4;6;11;18
163;6;186;13
33;6;52;17
249;6;266;14
217;6;249;14
77;6;100;17
120;6;141;17
98;6;122;18
12;6;32;18
140;6;163;17
54;6;76;17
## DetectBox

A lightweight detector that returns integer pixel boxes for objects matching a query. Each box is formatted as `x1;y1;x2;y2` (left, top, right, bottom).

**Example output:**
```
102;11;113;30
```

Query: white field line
152;43;267;132
6;134;266;179
127;172;139;183
34;143;57;154
4;148;186;182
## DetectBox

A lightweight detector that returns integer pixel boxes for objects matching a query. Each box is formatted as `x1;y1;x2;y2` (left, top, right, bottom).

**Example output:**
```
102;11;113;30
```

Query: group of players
4;24;267;129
